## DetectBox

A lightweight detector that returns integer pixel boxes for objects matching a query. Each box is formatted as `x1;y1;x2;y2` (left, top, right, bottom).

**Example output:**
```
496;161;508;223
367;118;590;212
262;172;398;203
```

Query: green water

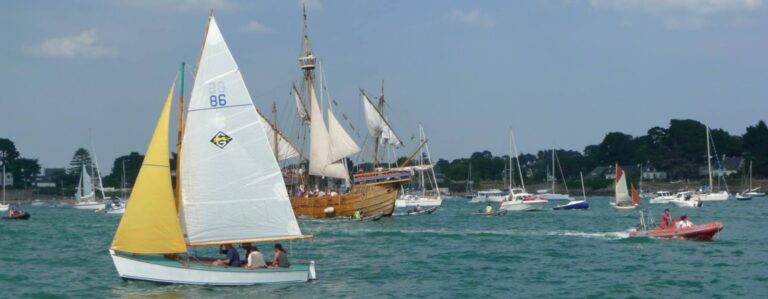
1;197;767;298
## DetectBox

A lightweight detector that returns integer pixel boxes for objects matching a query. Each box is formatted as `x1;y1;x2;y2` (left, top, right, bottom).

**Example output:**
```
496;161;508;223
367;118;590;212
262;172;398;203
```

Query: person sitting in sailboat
269;243;290;268
246;246;267;268
212;244;241;267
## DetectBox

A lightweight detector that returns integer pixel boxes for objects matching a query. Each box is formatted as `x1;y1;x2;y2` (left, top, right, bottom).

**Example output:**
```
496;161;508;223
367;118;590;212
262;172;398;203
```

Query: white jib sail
362;93;401;146
180;15;302;245
615;167;630;204
77;164;95;200
307;83;348;179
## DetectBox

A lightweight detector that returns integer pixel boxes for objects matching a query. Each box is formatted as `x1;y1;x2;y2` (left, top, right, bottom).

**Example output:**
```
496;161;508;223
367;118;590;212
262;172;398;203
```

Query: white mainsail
614;165;630;204
362;93;401;146
76;164;95;200
307;83;350;179
180;16;302;245
256;110;302;161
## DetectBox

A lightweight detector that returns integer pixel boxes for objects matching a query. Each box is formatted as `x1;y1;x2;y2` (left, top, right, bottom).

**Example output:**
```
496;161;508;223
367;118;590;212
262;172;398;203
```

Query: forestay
362;93;401;146
180;16;302;245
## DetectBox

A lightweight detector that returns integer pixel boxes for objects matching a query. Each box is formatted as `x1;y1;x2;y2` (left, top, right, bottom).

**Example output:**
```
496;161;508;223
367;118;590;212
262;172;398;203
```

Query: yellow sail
111;83;187;254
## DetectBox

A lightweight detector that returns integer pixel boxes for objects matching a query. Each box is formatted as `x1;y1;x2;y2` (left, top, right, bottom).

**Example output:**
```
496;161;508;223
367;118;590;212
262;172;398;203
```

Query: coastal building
641;166;668;181
592;165;640;180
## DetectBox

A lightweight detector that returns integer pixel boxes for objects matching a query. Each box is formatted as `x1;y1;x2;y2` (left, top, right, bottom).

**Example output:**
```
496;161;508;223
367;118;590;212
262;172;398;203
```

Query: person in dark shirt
212;244;241;267
270;243;290;268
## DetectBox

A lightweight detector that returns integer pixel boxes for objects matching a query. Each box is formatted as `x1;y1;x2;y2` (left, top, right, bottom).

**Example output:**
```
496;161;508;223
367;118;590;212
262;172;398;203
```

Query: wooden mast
272;102;279;159
174;61;185;207
373;80;384;166
299;6;317;189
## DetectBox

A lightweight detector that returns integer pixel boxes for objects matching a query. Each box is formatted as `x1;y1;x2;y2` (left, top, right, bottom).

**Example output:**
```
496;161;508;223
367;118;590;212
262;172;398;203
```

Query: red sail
615;163;624;184
631;183;641;206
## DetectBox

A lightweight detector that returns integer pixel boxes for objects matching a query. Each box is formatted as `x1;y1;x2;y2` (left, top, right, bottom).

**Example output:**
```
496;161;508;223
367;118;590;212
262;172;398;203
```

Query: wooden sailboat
610;163;639;209
109;14;315;285
289;10;411;219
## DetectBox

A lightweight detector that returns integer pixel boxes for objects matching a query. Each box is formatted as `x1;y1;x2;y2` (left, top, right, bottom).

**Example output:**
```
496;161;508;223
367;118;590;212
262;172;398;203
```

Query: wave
315;227;629;240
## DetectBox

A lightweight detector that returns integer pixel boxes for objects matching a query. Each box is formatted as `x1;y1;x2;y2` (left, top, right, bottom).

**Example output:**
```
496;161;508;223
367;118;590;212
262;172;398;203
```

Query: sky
1;0;767;172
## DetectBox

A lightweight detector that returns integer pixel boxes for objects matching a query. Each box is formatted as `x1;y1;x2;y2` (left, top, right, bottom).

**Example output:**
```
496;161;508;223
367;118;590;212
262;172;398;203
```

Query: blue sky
1;0;767;170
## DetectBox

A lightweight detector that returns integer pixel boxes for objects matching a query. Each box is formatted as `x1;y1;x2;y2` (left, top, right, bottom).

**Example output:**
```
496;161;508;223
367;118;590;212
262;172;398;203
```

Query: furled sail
614;164;630;204
327;108;360;162
256;109;302;161
180;15;302;245
111;84;187;254
292;83;310;124
361;93;402;146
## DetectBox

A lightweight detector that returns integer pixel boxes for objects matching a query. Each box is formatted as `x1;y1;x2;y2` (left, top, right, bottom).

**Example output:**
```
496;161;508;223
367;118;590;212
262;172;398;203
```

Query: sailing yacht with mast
536;149;570;200
73;163;105;210
110;14;315;285
500;129;548;212
289;10;412;219
610;164;640;210
395;125;443;208
696;126;729;201
744;161;765;197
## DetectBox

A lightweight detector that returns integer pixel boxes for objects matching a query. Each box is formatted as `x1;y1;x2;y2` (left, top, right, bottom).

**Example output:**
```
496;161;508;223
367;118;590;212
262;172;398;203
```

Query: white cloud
450;8;495;27
300;0;321;10
120;0;235;13
24;29;115;59
590;0;763;15
242;20;273;33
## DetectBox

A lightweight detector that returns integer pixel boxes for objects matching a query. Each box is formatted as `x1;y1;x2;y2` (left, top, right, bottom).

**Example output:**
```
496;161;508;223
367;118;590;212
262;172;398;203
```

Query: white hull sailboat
110;14;314;285
395;125;443;209
536;149;570;200
610;163;640;210
697;126;729;202
73;163;104;210
396;194;443;208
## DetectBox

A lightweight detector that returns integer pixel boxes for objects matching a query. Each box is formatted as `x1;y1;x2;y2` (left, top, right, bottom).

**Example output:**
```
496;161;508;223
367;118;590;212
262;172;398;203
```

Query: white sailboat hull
499;199;547;211
610;202;638;210
0;203;9;211
396;195;443;208
696;191;729;201
107;207;125;214
73;201;104;210
110;250;314;285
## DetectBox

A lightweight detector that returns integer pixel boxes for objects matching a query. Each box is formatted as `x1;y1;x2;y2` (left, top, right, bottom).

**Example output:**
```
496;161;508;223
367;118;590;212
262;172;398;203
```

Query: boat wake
318;228;630;240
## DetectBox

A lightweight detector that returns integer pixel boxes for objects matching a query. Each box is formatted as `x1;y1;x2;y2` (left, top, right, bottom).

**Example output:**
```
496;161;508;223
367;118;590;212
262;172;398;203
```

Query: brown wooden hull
290;183;400;219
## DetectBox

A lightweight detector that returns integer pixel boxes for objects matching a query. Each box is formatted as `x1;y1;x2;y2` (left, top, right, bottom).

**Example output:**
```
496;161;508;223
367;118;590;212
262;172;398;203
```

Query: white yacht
649;191;675;204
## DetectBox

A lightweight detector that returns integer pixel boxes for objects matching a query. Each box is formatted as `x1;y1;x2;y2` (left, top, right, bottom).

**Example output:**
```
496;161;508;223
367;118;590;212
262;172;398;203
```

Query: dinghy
109;14;315;285
472;210;508;216
406;206;438;215
2;209;30;220
629;211;722;240
610;164;640;210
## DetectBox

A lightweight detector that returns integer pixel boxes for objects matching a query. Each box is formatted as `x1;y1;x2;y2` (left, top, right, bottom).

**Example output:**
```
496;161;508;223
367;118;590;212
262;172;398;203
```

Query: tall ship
288;10;412;218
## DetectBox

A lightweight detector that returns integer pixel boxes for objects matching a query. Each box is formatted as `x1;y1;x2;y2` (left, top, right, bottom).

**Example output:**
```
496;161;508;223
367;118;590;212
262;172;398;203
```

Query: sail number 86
208;81;227;107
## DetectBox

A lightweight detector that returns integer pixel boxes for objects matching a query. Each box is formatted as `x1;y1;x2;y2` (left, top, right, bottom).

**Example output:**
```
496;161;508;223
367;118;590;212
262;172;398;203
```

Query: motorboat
396;194;442;208
3;209;30;220
499;188;548;212
629;211;722;240
470;189;507;203
668;191;703;208
649;191;675;204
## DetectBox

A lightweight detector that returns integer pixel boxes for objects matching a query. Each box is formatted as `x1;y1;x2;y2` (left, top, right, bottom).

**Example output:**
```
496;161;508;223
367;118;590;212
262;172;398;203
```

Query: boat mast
706;126;713;192
551;149;555;193
175;61;185;205
121;159;126;200
580;171;586;200
299;6;318;188
272;102;279;159
508;133;512;189
1;151;5;205
373;81;385;166
510;129;525;190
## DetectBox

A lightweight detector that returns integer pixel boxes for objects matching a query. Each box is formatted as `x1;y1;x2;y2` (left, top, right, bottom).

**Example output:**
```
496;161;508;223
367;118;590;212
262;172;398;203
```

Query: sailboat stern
110;250;313;285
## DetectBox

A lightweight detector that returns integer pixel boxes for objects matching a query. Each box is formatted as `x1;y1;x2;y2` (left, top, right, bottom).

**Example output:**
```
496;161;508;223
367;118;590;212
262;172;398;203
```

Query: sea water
1;197;767;298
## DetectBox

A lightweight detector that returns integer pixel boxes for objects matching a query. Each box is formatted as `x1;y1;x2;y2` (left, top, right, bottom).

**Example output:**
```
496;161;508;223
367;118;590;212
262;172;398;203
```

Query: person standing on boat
660;209;671;228
212;244;241;267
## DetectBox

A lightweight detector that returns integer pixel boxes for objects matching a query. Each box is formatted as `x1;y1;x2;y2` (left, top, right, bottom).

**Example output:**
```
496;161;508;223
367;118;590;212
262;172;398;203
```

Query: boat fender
308;260;317;280
323;207;335;215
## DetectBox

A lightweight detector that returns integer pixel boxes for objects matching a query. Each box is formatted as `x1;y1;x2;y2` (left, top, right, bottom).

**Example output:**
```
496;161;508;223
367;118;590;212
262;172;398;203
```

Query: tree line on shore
1;119;766;194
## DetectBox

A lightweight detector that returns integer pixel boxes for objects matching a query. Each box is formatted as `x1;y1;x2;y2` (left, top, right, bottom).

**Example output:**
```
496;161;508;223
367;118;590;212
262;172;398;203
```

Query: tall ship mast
289;9;412;219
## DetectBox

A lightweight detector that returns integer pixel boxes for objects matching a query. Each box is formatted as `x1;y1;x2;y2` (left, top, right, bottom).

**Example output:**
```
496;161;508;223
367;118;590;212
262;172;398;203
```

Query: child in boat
246;246;267;268
270;243;290;268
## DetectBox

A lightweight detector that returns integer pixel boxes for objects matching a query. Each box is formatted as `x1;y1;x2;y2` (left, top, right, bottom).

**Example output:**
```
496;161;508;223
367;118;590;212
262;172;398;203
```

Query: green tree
743;121;768;177
12;158;41;188
103;152;145;188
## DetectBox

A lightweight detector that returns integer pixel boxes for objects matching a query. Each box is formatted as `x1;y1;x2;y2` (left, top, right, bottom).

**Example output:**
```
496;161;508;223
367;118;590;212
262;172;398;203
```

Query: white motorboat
73;201;105;210
470;189;507;203
649;191;675;204
669;191;703;208
500;188;547;211
396;194;443;208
